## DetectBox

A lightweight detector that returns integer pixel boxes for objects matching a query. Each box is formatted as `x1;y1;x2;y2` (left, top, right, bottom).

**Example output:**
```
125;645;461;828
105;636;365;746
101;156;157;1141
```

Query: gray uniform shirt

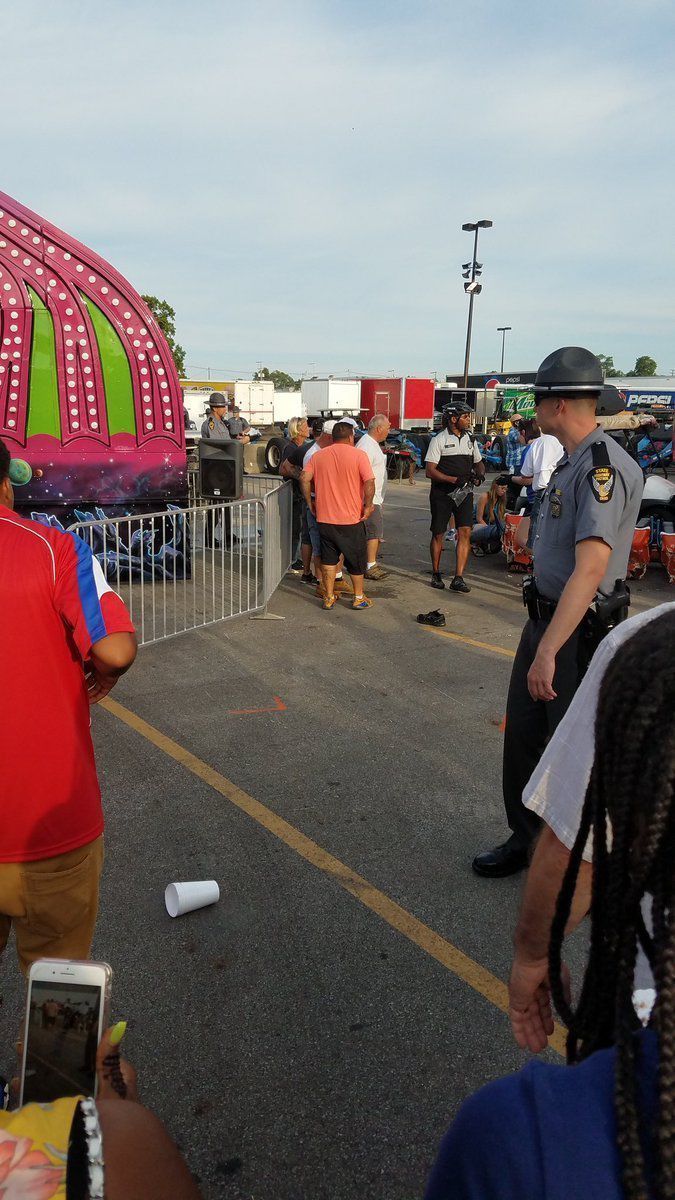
533;426;643;600
201;415;232;440
227;417;250;437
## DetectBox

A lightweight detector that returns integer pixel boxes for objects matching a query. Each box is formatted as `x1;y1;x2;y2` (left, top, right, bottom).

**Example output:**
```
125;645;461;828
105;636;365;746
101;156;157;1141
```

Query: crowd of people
0;342;673;1198
279;413;393;609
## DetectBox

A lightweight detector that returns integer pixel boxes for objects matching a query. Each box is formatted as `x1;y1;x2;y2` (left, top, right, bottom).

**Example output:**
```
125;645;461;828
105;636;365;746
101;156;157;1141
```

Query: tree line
597;354;658;378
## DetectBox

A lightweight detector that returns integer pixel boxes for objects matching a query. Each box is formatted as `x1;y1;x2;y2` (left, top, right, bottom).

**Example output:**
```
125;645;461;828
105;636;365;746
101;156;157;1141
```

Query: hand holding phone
20;959;112;1105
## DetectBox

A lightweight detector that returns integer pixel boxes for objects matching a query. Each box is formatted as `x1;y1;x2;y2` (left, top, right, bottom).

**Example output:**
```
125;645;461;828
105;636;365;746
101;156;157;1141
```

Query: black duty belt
522;575;631;630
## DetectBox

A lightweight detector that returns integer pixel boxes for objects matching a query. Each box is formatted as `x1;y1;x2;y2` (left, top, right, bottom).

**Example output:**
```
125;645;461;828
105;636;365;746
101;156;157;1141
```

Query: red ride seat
628;526;651;580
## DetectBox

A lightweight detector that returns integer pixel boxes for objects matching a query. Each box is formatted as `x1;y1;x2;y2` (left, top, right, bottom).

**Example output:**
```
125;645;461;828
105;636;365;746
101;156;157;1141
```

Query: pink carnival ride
0;190;186;523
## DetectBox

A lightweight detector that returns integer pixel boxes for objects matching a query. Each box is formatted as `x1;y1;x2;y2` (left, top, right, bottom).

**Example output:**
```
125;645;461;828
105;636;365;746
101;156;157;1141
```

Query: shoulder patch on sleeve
588;464;616;503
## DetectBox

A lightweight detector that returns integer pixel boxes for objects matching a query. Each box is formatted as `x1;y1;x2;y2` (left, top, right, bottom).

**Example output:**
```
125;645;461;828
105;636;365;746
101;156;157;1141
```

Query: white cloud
2;0;674;375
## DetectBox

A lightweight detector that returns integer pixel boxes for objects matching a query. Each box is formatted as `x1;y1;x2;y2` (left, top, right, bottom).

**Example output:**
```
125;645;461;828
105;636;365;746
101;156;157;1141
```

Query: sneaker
431;572;445;589
301;572;318;585
364;564;388;581
450;576;471;593
352;595;373;610
417;609;446;627
445;530;457;544
334;578;354;594
289;559;303;573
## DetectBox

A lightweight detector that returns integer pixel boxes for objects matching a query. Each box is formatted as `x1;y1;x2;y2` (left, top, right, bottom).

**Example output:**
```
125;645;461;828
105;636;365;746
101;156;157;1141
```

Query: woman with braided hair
426;607;675;1200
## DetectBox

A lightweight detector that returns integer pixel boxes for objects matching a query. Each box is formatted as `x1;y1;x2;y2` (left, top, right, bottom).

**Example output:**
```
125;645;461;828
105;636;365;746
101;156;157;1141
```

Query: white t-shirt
520;434;563;492
356;433;387;506
303;440;321;466
524;600;674;996
302;440;323;495
523;601;674;857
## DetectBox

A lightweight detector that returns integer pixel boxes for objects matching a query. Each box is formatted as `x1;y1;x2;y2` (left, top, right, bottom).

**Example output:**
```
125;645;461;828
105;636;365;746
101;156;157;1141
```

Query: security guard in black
425;403;484;593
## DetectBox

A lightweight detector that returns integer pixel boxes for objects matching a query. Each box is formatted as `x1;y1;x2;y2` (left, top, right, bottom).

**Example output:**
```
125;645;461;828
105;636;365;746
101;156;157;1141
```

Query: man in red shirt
301;422;375;610
0;439;137;974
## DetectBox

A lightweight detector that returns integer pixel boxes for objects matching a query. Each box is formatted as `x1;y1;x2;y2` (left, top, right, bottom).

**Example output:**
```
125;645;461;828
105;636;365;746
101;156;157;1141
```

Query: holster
581;579;631;654
522;576;630;638
522;575;557;622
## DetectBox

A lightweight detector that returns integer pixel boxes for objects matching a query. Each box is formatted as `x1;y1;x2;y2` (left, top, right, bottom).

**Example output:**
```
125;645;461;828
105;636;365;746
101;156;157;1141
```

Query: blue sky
5;0;674;378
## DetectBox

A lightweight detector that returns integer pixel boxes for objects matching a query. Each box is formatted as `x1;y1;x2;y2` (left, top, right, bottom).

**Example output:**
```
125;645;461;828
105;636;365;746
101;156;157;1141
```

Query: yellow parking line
420;625;517;659
101;696;565;1056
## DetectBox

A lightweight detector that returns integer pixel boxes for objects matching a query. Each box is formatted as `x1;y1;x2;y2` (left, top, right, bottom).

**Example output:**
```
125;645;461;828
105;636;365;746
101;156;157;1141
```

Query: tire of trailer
264;436;289;473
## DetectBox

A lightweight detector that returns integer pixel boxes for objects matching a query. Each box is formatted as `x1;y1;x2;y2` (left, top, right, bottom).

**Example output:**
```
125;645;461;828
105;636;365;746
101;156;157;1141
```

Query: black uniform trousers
503;617;595;850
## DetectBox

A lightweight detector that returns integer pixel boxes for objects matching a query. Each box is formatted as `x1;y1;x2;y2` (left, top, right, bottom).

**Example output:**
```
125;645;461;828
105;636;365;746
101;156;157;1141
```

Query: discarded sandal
417;609;446;627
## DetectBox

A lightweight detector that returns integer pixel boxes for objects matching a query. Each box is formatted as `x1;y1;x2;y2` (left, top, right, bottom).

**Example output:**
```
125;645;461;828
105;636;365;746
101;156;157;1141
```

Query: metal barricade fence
261;473;294;602
67;480;292;647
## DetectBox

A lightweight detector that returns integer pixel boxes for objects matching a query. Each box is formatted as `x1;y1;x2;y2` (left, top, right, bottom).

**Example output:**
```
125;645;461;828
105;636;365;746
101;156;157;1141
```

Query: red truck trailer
359;377;434;429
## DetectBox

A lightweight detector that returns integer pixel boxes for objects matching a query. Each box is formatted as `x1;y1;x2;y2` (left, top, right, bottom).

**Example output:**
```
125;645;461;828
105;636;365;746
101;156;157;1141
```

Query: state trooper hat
534;347;603;397
208;392;228;408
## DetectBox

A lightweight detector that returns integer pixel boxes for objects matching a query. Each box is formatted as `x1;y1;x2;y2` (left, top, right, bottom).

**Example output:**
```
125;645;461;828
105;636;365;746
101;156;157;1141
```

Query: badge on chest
549;489;563;519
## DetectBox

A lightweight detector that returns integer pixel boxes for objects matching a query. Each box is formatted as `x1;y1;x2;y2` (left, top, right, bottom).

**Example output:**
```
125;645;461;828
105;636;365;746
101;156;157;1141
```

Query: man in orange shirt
301;422;375;611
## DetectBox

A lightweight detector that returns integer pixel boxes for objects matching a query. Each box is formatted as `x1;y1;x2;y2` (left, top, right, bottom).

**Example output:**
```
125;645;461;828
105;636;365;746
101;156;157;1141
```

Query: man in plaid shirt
504;419;527;509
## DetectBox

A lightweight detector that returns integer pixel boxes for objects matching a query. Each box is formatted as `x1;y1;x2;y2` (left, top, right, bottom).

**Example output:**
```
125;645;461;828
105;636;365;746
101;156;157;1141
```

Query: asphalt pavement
1;475;670;1198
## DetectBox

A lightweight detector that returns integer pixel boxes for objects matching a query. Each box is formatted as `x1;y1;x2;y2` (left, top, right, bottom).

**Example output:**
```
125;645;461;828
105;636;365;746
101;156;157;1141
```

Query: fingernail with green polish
110;1021;127;1046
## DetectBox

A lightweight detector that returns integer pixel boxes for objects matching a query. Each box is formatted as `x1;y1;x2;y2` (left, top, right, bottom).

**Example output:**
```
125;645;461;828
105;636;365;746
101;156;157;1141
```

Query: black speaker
198;439;244;499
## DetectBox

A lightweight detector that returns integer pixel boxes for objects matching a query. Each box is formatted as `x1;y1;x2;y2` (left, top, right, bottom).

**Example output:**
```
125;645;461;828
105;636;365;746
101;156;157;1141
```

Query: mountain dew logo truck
0;190;186;524
493;386;536;424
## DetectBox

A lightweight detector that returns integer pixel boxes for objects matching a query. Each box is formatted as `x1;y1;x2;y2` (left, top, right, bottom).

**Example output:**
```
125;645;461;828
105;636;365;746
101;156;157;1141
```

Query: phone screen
23;980;102;1102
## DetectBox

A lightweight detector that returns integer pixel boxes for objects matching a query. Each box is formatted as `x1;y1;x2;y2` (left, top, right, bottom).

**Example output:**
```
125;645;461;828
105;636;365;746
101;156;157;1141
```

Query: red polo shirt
0;507;135;862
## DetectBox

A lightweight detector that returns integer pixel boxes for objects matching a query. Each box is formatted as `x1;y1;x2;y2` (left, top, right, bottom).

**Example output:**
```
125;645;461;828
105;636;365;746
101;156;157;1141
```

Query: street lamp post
497;326;511;373
461;220;493;389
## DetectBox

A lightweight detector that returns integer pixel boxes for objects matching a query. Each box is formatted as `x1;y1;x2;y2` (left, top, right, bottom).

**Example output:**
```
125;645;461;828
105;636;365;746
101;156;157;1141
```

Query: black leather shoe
450;576;471;593
431;572;445;589
472;842;529;878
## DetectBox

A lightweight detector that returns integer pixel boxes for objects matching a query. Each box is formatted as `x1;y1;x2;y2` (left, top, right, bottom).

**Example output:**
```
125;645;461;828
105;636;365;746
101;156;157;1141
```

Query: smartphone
20;959;112;1105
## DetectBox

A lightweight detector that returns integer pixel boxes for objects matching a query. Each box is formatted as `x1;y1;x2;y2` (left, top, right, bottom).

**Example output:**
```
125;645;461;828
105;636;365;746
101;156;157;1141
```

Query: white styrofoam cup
165;880;220;918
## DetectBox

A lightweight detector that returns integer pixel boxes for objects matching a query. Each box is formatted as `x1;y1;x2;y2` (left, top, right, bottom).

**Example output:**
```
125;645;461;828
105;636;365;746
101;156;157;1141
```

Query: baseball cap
340;416;359;428
324;419;337;434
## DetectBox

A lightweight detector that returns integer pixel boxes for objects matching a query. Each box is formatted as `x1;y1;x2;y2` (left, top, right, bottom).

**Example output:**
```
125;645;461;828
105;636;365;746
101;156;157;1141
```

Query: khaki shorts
364;504;384;541
0;837;104;976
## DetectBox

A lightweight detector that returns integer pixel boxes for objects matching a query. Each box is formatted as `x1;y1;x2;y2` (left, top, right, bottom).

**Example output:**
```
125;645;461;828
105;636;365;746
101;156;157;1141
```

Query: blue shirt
505;427;526;473
425;1031;657;1200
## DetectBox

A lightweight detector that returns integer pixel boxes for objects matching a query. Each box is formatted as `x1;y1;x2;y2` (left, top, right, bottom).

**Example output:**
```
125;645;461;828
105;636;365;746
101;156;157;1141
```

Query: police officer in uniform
201;393;232;440
226;407;251;442
425;402;485;592
472;347;643;877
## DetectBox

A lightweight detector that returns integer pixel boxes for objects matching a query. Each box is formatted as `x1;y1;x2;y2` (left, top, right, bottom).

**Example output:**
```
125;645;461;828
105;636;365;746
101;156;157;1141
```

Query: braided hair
548;609;675;1200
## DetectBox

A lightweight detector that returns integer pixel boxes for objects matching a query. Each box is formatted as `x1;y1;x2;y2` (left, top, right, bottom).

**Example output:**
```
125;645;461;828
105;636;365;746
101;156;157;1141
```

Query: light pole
497;326;511;373
461;219;493;388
